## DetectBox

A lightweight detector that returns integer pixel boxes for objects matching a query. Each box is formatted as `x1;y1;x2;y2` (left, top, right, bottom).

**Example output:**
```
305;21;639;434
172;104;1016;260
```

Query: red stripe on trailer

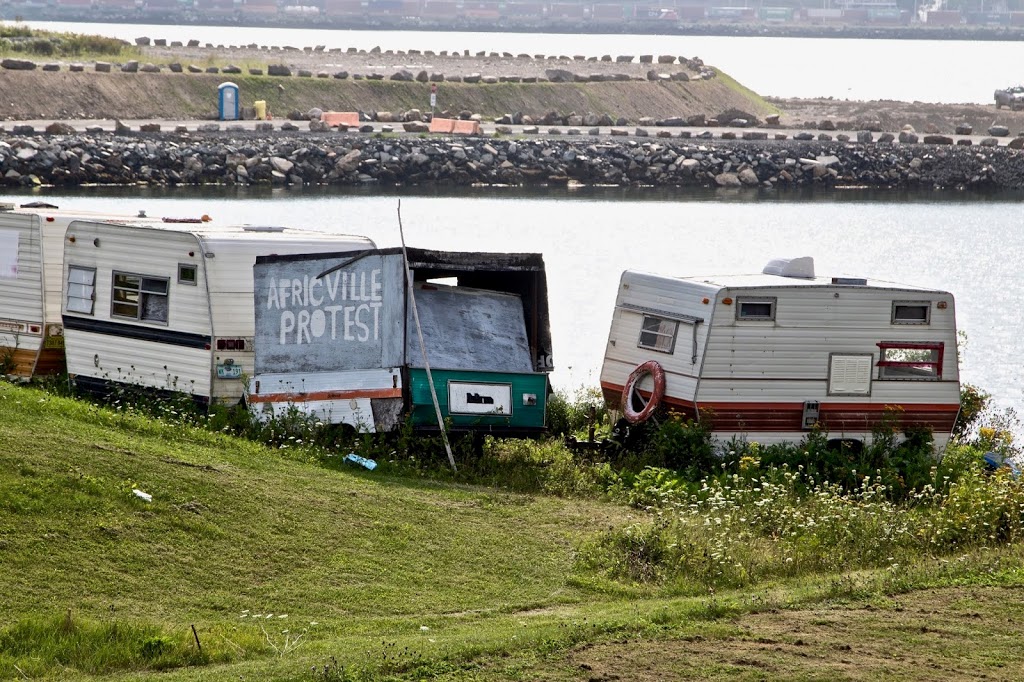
248;387;402;404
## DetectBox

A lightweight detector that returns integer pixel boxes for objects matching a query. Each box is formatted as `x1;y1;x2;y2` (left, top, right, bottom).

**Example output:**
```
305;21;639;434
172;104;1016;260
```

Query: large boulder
267;64;292;77
121;61;139;73
988;125;1010;137
45;122;76;135
544;68;577;82
333;149;362;173
715;172;742;187
2;59;37;70
738;168;760;185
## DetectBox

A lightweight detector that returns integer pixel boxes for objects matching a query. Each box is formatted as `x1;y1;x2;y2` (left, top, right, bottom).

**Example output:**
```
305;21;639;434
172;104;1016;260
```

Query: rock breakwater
4;133;1024;191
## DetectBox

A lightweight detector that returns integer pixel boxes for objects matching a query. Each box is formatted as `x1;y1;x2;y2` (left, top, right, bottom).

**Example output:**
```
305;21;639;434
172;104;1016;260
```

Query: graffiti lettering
267;268;385;345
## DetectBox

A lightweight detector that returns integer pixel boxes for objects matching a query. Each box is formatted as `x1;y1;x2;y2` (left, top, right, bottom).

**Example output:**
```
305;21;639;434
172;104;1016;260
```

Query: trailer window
638;315;678;353
178;263;197;286
736;297;776;321
112;272;169;324
892;301;931;325
66;265;96;315
877;342;943;380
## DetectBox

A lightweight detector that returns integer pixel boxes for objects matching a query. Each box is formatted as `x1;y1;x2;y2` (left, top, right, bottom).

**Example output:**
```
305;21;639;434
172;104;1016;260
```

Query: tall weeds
580;462;1024;591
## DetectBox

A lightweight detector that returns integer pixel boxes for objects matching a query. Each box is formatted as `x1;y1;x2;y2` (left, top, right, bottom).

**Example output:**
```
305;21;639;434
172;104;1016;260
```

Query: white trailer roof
678;272;947;293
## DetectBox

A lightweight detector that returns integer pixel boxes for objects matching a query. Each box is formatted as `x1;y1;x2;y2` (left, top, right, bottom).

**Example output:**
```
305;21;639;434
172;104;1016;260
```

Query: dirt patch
511;587;1024;681
772;97;1024;136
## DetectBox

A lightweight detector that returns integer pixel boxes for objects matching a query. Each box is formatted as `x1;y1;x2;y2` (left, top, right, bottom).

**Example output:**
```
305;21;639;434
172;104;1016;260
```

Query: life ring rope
621;360;666;424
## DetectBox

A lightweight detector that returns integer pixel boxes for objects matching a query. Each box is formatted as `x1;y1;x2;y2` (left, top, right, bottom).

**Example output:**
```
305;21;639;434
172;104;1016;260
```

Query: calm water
24;20;1024;103
5;188;1020;418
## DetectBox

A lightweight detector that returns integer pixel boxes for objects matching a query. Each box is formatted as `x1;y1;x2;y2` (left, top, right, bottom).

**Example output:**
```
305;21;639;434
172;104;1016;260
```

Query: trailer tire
622;361;666;424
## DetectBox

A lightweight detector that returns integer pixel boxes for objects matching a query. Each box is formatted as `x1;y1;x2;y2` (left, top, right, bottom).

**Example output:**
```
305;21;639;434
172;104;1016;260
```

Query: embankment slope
0;69;773;122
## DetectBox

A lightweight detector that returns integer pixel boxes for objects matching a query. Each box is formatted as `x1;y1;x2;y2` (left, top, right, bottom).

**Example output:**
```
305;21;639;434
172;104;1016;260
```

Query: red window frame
876;341;944;379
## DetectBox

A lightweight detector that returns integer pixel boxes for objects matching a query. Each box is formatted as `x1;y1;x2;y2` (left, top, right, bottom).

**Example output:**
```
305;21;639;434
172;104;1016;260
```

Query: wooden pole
397;200;457;472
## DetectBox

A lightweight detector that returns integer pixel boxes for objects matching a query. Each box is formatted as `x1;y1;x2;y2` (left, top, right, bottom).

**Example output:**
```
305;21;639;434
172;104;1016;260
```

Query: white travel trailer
600;258;961;450
0;203;176;380
60;221;374;406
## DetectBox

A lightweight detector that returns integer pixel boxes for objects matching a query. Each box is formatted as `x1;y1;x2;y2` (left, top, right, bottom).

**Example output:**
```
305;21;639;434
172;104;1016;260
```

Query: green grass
0;26;138;60
715;68;779;116
0;383;634;679
2;381;1024;680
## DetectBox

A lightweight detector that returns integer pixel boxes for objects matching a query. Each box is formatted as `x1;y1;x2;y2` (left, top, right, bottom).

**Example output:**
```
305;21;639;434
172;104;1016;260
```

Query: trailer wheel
622;361;666;424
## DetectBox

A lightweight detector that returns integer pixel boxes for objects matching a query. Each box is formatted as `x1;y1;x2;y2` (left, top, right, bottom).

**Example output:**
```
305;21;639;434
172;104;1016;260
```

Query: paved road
2;117;1016;148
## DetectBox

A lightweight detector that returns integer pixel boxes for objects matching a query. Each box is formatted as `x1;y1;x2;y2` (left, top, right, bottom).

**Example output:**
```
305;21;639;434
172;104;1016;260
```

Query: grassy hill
0;382;641;678
3;381;1024;680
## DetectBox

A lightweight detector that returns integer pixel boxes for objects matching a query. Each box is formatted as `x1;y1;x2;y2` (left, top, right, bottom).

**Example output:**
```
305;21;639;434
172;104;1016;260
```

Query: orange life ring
621;360;666;424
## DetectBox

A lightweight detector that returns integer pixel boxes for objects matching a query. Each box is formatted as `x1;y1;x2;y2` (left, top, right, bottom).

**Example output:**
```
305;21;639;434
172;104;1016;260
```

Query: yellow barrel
254;100;267;120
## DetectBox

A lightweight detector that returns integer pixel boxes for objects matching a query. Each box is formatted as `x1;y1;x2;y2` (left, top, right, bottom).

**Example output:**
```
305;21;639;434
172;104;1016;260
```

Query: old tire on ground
621;360;666;424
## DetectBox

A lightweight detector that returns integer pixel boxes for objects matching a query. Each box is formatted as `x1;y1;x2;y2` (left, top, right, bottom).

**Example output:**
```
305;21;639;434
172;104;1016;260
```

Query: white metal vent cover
828;354;872;395
762;256;815;279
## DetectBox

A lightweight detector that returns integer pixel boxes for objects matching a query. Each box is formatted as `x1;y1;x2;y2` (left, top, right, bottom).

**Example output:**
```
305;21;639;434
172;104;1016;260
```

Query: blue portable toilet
218;82;239;121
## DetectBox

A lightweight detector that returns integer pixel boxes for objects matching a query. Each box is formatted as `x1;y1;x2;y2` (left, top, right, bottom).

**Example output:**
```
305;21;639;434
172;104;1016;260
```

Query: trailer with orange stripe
0;203;203;382
600;257;960;452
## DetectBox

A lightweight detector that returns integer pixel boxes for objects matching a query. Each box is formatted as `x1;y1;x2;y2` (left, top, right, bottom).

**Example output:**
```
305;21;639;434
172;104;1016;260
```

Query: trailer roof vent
831;277;868;286
762;256;815;279
242;225;286;232
0;202;14;211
